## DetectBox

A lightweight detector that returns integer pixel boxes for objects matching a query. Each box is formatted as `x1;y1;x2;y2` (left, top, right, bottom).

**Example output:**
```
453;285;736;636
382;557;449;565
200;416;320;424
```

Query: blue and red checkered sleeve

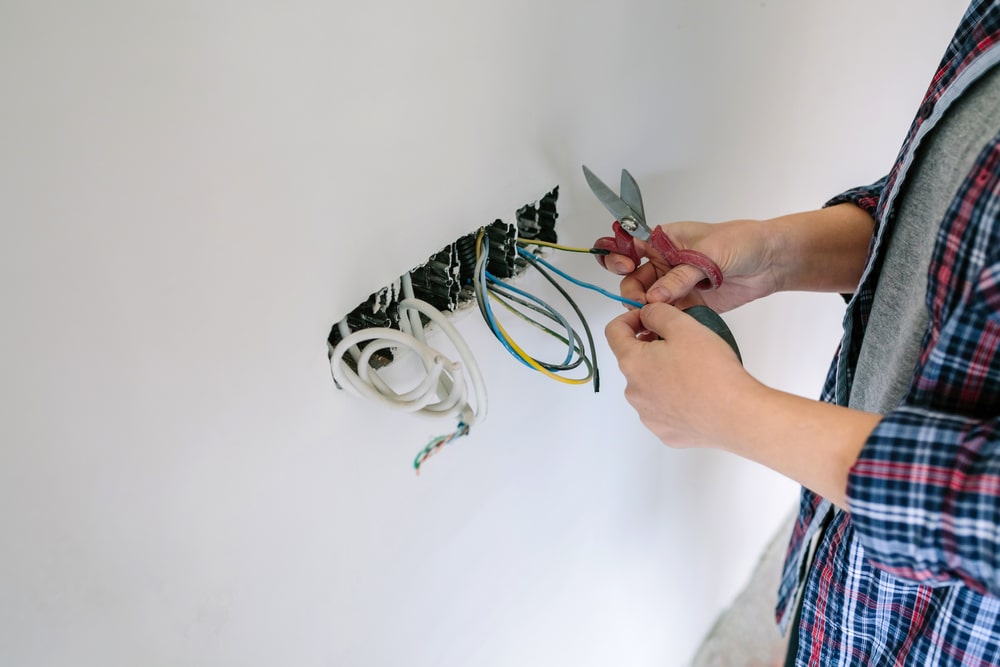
846;137;1000;596
847;407;1000;595
824;176;888;217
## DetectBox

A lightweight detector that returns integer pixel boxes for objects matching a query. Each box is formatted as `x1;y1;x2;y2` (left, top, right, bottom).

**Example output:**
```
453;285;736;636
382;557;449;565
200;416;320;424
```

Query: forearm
715;377;881;508
607;304;882;508
764;203;875;294
725;206;878;497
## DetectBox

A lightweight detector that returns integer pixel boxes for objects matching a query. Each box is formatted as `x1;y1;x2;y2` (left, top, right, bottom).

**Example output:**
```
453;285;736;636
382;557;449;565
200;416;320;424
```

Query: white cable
330;292;487;428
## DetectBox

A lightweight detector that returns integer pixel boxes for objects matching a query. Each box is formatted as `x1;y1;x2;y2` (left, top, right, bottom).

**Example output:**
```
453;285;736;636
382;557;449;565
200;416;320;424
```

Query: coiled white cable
330;276;487;430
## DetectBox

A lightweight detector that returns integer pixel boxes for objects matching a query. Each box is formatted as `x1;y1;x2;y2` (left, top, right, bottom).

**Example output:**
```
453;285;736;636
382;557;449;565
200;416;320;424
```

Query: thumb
638;302;687;338
646;264;707;303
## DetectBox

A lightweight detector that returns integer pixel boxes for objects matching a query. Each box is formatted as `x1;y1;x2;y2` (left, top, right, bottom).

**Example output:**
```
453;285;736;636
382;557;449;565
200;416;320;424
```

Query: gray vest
849;64;1000;414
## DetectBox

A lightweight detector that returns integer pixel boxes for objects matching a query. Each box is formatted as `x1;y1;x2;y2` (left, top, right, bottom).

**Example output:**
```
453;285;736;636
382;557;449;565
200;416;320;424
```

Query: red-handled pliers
582;165;723;290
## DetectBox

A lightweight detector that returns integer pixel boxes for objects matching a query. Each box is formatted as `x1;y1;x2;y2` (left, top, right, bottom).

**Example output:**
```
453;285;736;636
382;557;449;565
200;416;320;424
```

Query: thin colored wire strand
488;311;590;384
488;290;582;369
516;250;601;392
475;233;592;386
488;292;591;378
414;421;469;474
487;289;587;372
489;296;593;381
473;234;534;370
516;238;609;255
485;272;576;367
516;246;645;309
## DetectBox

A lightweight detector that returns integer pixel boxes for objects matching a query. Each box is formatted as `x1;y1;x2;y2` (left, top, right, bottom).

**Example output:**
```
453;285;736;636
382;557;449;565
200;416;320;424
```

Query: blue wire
476;240;536;370
485;272;575;366
482;296;535;370
517;247;645;309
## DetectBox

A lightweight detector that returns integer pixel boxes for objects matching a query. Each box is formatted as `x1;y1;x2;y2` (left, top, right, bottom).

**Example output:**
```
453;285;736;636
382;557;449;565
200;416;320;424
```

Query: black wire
519;251;601;393
486;286;589;372
475;232;600;390
485;280;585;370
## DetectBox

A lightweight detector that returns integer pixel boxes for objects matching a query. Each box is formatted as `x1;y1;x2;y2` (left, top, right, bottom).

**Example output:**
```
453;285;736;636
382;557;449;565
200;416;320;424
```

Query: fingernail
610;259;629;274
624;296;645;310
649;287;671;302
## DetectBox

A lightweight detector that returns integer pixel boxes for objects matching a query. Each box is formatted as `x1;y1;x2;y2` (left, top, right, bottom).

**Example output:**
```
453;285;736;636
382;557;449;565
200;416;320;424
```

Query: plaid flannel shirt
777;2;1000;664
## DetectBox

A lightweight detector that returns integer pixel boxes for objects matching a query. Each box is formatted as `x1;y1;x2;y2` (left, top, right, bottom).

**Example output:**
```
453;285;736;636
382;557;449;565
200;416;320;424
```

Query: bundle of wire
473;230;619;392
331;230;641;472
330;273;488;473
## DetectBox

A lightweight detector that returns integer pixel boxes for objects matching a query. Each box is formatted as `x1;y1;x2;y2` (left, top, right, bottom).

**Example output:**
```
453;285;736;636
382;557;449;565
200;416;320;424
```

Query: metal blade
619;169;646;224
582;165;648;238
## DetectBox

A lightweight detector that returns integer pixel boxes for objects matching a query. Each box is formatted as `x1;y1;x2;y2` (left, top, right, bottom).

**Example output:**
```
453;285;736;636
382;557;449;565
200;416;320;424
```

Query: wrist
757;218;790;293
760;205;874;293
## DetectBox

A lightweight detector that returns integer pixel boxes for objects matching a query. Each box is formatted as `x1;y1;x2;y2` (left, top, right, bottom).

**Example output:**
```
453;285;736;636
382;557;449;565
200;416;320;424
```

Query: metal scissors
582;165;740;360
582;165;723;290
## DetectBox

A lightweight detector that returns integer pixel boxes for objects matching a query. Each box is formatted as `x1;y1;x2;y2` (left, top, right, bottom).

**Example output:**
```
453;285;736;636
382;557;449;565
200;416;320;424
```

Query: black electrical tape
682;305;742;364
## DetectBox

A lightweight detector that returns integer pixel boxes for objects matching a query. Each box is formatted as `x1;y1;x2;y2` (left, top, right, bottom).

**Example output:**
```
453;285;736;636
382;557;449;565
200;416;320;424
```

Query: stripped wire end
414;422;470;475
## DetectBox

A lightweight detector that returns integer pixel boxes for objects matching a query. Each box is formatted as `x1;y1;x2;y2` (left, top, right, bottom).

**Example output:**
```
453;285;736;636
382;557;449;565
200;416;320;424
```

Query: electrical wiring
487;236;647;392
484;310;591;385
474;231;594;386
412;421;469;472
515;237;609;255
487;289;592;378
330;273;487;473
517;246;645;309
485;274;577;368
515;249;601;391
331;225;637;471
472;233;530;366
488;290;588;372
488;294;594;386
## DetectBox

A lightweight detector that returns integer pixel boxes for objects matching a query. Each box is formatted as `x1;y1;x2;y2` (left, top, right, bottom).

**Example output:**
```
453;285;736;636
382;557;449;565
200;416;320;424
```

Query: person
598;1;1000;663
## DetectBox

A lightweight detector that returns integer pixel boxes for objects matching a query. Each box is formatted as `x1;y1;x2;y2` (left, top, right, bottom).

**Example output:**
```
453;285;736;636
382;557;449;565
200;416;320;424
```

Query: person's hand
604;302;757;449
605;299;880;507
597;219;778;312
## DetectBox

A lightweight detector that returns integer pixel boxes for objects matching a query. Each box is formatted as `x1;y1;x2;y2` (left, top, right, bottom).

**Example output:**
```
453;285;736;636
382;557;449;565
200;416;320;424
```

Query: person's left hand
605;302;756;449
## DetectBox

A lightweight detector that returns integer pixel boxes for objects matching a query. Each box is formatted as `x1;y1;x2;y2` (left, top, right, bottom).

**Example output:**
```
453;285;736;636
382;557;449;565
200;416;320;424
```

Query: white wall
0;1;969;665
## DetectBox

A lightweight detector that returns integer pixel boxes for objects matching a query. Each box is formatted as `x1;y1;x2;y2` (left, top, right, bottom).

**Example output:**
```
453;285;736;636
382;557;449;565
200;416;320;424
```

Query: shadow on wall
690;510;797;667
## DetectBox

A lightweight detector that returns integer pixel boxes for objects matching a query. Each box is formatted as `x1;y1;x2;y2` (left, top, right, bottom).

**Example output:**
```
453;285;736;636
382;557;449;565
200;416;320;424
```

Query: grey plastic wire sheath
330;277;487;427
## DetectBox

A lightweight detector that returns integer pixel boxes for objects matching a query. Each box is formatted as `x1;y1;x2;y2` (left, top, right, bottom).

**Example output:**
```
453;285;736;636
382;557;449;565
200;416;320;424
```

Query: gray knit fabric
849;64;1000;415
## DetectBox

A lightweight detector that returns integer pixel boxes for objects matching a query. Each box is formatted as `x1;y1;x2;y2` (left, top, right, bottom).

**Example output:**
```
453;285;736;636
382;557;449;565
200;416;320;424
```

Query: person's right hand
597;219;779;313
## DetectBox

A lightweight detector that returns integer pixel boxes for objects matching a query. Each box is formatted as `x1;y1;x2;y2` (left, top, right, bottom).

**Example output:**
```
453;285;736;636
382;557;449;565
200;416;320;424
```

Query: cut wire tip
414;422;470;475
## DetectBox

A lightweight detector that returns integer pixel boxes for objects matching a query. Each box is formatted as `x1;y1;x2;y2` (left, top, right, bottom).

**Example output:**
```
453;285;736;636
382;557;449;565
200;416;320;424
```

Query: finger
646;264;710;304
604;252;636;275
637;302;685;339
593;237;636;274
604;308;645;358
620;262;662;305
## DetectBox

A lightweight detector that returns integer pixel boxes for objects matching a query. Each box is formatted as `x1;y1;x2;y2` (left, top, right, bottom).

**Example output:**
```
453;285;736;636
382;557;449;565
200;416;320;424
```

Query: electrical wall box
328;187;560;370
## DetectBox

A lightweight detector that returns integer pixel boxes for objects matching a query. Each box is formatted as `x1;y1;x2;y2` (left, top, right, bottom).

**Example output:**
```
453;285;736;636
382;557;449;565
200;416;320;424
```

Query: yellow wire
491;314;591;385
489;291;594;378
478;230;591;386
490;291;557;334
516;238;596;254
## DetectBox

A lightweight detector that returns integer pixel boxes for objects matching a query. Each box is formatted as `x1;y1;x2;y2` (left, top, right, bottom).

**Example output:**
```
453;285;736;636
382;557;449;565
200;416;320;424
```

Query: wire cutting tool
583;165;724;288
582;165;741;361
